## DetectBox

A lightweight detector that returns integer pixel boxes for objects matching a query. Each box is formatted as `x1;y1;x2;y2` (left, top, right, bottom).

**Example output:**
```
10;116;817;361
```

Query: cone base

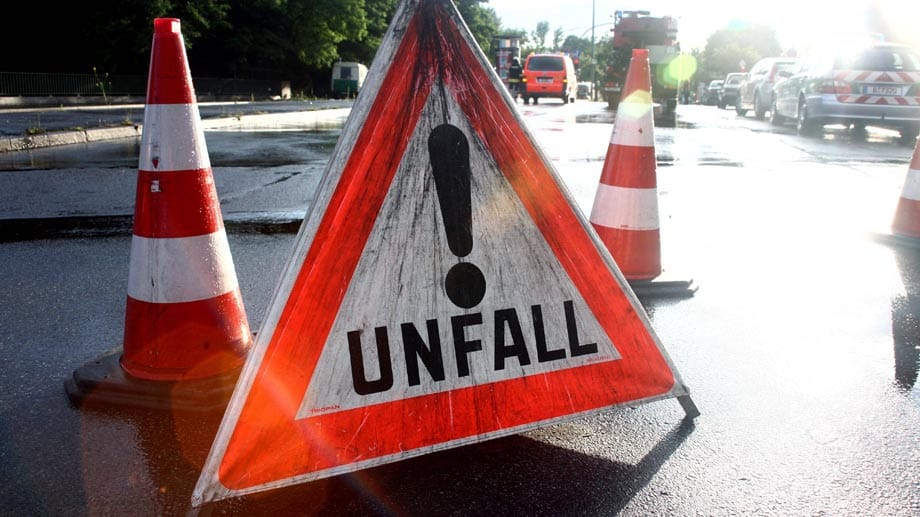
871;231;920;251
629;276;697;300
593;226;662;281
892;197;920;240
65;347;240;412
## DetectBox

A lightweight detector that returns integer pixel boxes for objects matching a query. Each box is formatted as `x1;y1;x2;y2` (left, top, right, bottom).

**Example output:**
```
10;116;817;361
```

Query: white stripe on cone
139;104;210;171
609;116;655;147
900;167;920;201
128;232;239;303
609;93;655;148
590;184;659;230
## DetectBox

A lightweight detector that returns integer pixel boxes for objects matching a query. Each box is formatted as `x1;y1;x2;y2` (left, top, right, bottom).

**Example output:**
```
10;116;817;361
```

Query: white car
736;57;800;119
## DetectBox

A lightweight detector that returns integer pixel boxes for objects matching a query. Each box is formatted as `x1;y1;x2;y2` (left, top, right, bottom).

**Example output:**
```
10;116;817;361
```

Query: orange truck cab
521;53;577;105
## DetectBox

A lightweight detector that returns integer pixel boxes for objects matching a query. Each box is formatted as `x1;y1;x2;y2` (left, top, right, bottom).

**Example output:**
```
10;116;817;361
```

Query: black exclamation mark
428;124;486;309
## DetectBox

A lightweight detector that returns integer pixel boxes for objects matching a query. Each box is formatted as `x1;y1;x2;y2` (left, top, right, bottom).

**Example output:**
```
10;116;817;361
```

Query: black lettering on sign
532;304;566;362
345;301;599;396
348;327;394;395
494;308;531;370
451;312;483;377
565;300;598;356
402;320;446;386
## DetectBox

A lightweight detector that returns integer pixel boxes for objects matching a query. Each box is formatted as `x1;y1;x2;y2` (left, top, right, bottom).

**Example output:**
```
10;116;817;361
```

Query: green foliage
561;34;604;85
287;0;369;68
339;0;400;63
531;21;550;52
454;0;501;54
697;24;783;82
7;0;787;100
552;28;565;51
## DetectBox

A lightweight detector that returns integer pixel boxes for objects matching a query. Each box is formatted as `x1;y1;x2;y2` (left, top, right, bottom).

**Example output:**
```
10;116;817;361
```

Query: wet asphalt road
0;100;918;515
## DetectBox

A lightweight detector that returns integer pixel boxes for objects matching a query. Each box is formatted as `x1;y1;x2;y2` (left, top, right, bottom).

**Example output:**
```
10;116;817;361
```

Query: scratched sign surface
194;0;689;505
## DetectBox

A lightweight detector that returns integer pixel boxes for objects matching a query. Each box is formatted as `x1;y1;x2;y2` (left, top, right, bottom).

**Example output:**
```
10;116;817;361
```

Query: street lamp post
591;0;596;100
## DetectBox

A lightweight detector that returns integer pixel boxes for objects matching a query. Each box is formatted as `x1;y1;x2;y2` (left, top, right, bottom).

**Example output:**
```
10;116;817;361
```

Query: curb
0;107;352;153
0;125;142;153
0;212;306;242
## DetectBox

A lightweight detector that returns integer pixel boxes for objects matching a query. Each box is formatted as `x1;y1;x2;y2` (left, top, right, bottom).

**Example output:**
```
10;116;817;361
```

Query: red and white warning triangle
193;0;694;505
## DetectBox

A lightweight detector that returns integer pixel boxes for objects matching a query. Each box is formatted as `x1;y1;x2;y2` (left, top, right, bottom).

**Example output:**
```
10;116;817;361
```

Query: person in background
680;80;691;104
507;57;523;101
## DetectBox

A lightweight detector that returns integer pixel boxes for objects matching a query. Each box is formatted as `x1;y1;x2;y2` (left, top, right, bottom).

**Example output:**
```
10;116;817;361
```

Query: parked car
736;57;800;119
702;80;723;105
771;42;920;144
577;81;593;100
718;72;746;109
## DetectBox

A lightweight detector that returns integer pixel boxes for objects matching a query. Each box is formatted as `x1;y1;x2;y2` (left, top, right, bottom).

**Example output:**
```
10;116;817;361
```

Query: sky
487;0;918;54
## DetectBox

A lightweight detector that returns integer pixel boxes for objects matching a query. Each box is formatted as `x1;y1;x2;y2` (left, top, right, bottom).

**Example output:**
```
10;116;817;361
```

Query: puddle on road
0;139;141;171
0;130;343;171
575;112;615;124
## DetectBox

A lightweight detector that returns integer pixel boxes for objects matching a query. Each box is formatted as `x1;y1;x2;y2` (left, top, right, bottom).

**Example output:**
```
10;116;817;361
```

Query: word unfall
347;300;603;395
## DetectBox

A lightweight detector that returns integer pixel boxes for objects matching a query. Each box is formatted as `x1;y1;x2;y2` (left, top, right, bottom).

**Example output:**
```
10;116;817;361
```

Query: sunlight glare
664;54;697;84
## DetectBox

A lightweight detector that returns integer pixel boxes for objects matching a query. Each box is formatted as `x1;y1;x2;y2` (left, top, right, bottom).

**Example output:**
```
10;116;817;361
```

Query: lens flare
619;89;653;118
665;54;697;84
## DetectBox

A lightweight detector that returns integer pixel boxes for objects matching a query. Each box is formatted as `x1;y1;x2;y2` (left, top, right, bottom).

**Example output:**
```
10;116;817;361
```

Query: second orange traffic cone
891;136;920;243
589;49;694;298
66;18;252;410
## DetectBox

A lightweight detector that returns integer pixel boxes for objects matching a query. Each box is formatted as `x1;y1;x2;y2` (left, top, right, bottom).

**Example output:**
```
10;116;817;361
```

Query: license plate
864;84;904;96
537;77;553;84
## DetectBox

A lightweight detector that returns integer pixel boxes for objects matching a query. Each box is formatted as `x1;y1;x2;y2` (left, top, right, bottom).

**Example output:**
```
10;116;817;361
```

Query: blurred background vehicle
521;53;577;105
718;72;746;109
770;41;920;144
577;81;593;100
601;10;680;126
736;57;800;119
702;79;723;105
331;62;368;99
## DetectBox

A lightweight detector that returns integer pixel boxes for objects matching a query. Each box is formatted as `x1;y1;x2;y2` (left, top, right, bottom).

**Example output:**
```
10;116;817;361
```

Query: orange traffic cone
590;48;661;281
589;49;694;298
891;137;920;242
66;18;252;411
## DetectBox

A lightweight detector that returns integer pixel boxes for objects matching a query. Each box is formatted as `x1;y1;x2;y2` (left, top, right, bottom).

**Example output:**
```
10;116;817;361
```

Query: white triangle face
298;83;620;418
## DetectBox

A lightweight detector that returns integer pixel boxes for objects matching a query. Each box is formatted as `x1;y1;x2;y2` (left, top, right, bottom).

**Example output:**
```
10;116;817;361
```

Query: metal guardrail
0;72;281;99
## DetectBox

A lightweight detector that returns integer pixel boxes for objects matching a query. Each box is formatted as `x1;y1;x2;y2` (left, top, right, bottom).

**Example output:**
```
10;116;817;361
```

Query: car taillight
522;77;527;84
817;79;852;94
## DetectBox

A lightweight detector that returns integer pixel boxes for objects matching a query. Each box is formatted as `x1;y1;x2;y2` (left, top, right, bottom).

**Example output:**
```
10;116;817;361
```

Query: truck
602;11;680;126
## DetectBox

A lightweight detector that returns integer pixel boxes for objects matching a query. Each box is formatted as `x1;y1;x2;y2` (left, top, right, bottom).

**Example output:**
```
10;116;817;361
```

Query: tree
0;0;230;74
561;35;599;85
0;0;517;98
697;23;783;83
187;0;373;92
552;28;564;52
454;0;501;54
338;0;400;64
531;21;550;52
